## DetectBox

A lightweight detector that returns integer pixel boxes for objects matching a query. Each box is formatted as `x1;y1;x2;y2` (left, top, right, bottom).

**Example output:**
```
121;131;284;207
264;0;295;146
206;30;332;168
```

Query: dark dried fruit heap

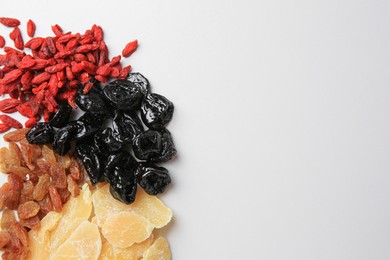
25;73;176;204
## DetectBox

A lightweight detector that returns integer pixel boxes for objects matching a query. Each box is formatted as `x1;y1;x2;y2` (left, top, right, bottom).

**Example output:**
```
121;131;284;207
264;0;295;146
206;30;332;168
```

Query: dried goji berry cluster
0;17;138;131
0;128;85;257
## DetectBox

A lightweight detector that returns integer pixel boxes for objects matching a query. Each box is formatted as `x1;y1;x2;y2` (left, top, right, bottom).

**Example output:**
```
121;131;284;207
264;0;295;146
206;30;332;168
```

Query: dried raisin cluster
25;73;176;204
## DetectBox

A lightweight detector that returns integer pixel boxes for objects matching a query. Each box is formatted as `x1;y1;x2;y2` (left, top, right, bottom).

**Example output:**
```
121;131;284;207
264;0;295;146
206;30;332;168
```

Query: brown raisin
10;222;28;247
0;230;11;249
42;144;56;164
8;143;22;166
4;189;20;210
56;154;71;169
3;129;29;142
50;163;67;189
57;187;71;204
37;194;53;215
17;201;40;219
1;209;16;231
19;216;40;230
49;186;62;212
0;183;11;210
33;174;50;201
20;181;34;204
67;175;80;197
69;158;81;181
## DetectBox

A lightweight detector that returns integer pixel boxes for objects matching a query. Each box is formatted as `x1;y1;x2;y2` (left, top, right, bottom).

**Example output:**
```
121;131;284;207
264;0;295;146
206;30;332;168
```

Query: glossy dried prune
132;130;162;161
136;163;171;195
52;122;77;155
141;93;174;130
150;129;177;163
127;72;150;94
75;88;110;116
112;110;143;143
94;127;124;156
75;112;104;140
49;101;72;128
104;151;138;204
103;79;144;111
25;122;54;144
76;143;102;184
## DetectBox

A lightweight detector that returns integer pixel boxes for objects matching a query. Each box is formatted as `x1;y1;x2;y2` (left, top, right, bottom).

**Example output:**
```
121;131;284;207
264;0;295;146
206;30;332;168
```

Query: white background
1;0;390;259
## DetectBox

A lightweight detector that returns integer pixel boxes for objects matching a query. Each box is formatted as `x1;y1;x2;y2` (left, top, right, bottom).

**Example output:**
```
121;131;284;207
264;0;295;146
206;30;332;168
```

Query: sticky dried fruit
102;212;154;248
143;237;172;260
136;163;171;195
17;201;40;219
25;122;54;144
103;79;144;111
141;93;174;130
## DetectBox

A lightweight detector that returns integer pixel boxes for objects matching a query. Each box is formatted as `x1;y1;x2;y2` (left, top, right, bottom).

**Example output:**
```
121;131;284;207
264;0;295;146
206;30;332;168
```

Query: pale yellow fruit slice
50;184;92;253
92;184;172;228
101;212;154;248
51;220;101;260
28;211;62;260
143;237;172;260
99;234;154;260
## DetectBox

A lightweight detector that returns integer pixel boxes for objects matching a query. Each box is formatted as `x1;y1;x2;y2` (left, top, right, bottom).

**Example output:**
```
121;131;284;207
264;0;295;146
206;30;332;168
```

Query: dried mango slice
28;211;62;260
99;234;154;260
92;184;172;228
51;220;102;260
50;184;92;253
101;212;154;248
143;237;171;260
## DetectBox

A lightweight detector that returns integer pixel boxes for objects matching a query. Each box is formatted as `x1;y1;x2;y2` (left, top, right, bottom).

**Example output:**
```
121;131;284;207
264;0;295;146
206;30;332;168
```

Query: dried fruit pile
0;128;85;257
0;17;137;129
25;74;176;205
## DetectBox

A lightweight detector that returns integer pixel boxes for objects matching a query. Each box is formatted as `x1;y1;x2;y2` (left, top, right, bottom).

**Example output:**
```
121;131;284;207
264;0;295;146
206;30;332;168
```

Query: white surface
1;0;390;259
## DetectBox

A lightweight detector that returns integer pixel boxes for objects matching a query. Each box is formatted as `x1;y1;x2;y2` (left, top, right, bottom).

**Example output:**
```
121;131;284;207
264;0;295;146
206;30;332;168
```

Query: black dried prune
76;143;102;184
75;112;104;140
132;130;162;161
127;73;150;94
94;127;124;156
150;129;177;163
75;87;110;116
52;122;77;155
103;80;143;111
136;163;171;195
112;110;143;142
104;151;138;204
141;93;174;130
49;101;72;128
26;122;54;144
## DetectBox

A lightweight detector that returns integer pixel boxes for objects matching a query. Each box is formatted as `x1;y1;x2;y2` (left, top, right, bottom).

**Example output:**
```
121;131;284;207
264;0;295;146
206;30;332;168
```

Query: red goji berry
96;65;112;76
0;17;20;27
0;115;23;129
118;65;132;79
2;69;23;84
45;37;56;54
31;72;51;85
16;100;39;118
45;63;68;74
25;117;38;128
0;35;5;48
122;39;138;57
27;19;36;37
0;98;21;113
18;58;36;69
75;43;99;53
80;61;96;74
83;82;94;94
0;124;11;133
51;24;63;36
65;38;78;50
30;59;48;70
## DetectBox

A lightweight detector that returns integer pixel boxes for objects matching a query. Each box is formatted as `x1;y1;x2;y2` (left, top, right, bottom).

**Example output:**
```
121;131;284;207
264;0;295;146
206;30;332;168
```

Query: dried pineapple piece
101;212;154;248
28;211;62;260
99;234;154;260
50;184;92;253
143;237;171;260
92;184;172;228
51;220;101;260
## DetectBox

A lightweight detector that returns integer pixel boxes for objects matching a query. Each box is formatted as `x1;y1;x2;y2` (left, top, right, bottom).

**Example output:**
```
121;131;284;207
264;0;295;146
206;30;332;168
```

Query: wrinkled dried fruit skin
76;143;102;184
141;93;174;130
48;101;72;128
0;231;11;249
94;127;124;156
75;87;110;116
52;122;77;155
37;194;53;214
26;122;54;144
19;215;40;230
112;110;143;143
20;181;34;204
104;151;138;204
3;128;29;142
103;79;144;111
1;209;16;231
75;112;104;140
136;163;171;195
33;174;50;201
49;186;62;212
50;163;67;189
17;201;40;219
127;72;150;94
133;130;162;161
150;128;177;163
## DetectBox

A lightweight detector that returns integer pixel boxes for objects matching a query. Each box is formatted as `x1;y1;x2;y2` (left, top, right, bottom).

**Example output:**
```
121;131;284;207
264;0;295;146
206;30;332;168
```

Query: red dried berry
0;17;20;27
122;39;138;57
0;115;23;129
51;24;63;36
0;35;5;48
27;19;36;37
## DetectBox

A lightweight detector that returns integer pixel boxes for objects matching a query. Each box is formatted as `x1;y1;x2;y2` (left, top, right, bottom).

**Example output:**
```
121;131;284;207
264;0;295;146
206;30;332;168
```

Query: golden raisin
33;174;51;201
17;201;40;219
